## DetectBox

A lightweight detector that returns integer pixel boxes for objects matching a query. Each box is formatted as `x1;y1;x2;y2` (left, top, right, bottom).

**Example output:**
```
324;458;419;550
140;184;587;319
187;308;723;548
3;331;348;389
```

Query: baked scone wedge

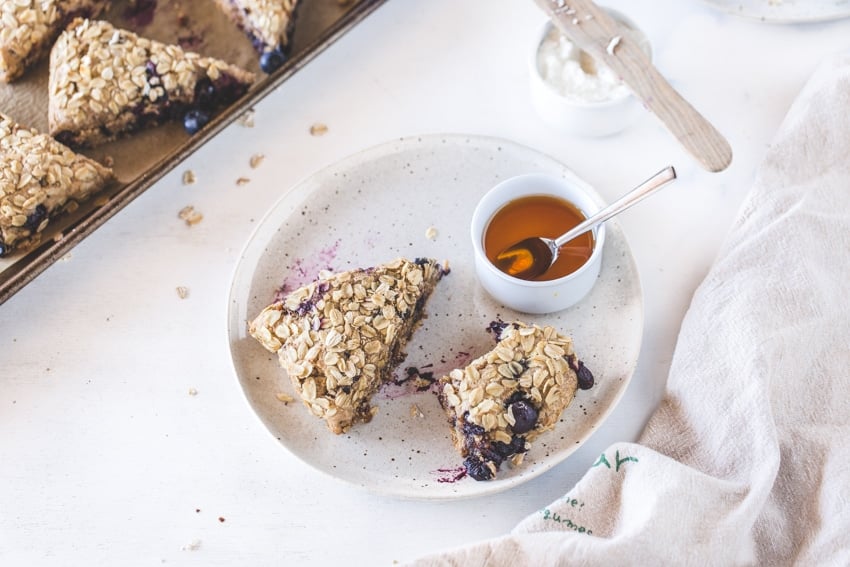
0;0;108;82
212;0;300;72
249;257;448;434
437;321;594;481
48;19;256;147
0;112;112;257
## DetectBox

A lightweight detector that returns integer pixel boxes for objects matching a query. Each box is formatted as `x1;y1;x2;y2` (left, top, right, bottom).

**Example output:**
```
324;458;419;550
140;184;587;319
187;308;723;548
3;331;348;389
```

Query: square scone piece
249;257;448;434
437;321;595;481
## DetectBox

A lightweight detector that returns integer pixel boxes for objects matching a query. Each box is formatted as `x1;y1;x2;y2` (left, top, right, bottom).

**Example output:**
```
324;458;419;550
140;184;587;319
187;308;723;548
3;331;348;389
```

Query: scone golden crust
249;257;448;434
0;112;112;257
437;321;594;481
213;0;299;54
48;19;256;147
0;0;108;83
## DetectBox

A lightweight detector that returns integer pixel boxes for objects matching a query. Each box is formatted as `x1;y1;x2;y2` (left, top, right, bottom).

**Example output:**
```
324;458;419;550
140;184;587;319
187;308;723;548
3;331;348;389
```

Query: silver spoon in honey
494;166;677;280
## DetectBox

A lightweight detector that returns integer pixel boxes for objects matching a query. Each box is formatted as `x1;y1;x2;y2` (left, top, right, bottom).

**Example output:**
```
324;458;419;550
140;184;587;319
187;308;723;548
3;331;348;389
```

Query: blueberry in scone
249;257;449;434
437;321;594;481
212;0;300;73
0;0;108;83
0;112;113;257
48;19;255;147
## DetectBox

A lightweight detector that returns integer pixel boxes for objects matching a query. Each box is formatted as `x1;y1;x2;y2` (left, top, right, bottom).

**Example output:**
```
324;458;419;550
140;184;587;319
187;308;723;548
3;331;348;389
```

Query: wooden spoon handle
533;0;733;173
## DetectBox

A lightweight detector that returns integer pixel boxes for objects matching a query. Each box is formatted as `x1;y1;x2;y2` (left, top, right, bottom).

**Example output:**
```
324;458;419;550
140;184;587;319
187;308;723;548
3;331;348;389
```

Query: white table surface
2;1;848;564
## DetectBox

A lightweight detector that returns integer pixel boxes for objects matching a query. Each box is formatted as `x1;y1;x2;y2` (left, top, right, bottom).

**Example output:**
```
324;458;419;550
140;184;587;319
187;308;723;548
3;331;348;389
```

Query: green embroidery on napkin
592;450;638;471
540;508;592;535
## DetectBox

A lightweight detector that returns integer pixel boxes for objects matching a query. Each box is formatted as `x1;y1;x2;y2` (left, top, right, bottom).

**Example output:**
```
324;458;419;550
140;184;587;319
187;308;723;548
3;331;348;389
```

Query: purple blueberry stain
122;0;157;28
432;466;467;484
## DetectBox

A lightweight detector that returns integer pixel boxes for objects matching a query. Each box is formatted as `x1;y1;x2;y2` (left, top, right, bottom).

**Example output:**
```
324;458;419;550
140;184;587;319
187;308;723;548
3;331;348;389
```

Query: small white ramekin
470;173;605;314
529;10;652;137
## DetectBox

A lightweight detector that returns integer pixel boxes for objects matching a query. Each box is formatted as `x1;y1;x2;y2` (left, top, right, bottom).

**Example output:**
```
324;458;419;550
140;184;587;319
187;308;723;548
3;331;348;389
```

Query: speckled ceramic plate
227;134;643;500
701;0;850;23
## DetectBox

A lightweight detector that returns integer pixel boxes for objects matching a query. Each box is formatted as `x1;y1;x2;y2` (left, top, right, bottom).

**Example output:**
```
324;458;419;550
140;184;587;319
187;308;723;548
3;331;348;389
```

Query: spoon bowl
495;166;677;280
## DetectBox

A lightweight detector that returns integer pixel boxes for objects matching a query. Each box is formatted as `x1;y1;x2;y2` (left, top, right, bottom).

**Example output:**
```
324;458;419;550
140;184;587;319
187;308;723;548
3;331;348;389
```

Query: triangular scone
437;321;595;481
213;0;299;60
0;0;108;82
249;258;448;434
0;112;112;257
48;19;255;147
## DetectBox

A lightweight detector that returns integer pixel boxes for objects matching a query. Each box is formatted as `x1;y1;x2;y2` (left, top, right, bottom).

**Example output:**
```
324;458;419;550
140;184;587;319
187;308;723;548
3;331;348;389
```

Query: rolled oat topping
437;321;593;481
48;18;255;147
0;112;112;256
248;257;448;434
0;0;108;82
213;0;300;54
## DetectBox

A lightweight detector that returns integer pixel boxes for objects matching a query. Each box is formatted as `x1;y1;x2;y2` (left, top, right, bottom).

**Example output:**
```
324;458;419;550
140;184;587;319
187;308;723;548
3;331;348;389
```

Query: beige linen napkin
413;53;850;566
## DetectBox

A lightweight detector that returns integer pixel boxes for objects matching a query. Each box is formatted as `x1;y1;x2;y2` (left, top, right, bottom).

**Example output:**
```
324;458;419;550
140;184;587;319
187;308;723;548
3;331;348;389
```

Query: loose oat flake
425;226;438;240
310;123;328;136
238;109;255;127
176;286;189;299
178;206;203;226
276;393;294;404
182;170;196;185
188;387;198;396
249;154;265;169
236;177;250;186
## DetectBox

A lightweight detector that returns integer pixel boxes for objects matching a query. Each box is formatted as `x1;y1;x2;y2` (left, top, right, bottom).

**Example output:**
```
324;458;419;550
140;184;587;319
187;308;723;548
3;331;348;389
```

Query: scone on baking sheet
47;18;256;147
0;112;112;257
437;321;595;481
249;258;448;434
0;0;108;83
212;0;300;72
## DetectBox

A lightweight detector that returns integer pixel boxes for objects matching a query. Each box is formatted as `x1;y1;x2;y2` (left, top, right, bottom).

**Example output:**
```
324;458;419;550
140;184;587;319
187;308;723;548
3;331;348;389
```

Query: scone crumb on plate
425;226;438;240
178;206;203;226
249;154;265;169
275;393;294;404
310;123;328;136
236;177;250;186
182;170;196;185
176;286;189;299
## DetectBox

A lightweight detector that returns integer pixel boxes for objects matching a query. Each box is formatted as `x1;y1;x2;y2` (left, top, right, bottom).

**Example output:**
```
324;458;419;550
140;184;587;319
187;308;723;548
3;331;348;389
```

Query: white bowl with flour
529;9;652;137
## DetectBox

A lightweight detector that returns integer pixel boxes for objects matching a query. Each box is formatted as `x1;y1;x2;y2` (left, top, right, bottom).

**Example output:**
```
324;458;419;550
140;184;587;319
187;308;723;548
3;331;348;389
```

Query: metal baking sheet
0;0;386;305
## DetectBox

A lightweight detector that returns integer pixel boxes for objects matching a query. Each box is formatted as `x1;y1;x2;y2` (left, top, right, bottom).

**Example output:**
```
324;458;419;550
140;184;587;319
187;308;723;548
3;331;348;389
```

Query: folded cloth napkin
412;53;850;566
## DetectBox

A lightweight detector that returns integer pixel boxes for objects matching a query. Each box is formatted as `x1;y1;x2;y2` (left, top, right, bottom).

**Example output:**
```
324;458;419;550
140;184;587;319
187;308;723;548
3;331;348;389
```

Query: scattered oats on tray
249;154;264;168
48;18;256;148
213;0;301;73
436;321;595;481
249;257;448;434
236;177;250;186
0;0;108;83
0;112;113;257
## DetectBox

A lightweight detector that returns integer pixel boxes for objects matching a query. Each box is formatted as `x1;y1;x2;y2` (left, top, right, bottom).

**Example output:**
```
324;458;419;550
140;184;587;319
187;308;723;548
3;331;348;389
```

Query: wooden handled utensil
533;0;733;173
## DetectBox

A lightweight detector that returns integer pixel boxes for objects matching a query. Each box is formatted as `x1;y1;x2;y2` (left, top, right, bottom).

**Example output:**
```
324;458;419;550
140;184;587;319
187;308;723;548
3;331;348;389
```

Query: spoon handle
553;166;677;248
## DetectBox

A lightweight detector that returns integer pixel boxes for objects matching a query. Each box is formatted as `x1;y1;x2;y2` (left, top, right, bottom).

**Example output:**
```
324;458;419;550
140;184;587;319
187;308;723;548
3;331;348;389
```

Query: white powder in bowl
536;27;630;103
